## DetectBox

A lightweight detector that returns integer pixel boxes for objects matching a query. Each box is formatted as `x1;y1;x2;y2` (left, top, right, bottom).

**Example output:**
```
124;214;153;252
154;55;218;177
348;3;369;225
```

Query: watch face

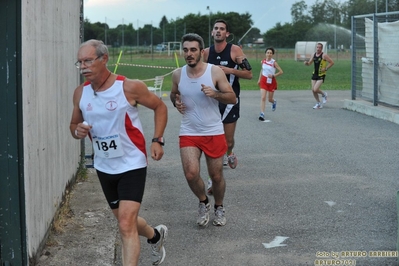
152;137;164;145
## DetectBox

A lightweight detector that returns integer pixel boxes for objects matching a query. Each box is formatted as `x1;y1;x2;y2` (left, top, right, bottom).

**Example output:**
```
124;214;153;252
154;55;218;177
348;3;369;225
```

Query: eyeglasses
75;56;101;68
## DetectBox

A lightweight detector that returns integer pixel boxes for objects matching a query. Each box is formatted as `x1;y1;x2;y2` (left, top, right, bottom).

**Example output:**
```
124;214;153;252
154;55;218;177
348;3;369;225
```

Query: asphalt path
137;90;399;266
37;90;399;266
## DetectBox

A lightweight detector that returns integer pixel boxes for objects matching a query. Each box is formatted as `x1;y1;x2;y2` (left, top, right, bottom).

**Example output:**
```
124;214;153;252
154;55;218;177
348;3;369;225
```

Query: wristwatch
152;137;165;146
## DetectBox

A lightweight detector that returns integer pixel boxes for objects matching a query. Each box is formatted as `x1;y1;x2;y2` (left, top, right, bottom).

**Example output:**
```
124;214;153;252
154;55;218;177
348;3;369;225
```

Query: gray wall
21;0;81;260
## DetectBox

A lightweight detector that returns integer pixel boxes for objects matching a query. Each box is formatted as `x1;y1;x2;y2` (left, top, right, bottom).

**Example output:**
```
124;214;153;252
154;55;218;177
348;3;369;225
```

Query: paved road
37;90;399;266
139;90;399;266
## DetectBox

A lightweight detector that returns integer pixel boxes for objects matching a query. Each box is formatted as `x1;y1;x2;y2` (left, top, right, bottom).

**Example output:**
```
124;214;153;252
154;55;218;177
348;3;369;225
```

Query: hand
201;84;218;98
75;121;91;139
150;143;164;161
218;65;233;75
174;94;185;114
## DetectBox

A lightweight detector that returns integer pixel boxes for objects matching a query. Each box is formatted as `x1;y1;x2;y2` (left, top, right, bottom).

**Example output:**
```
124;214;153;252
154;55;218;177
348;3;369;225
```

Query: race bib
267;77;272;84
92;133;124;158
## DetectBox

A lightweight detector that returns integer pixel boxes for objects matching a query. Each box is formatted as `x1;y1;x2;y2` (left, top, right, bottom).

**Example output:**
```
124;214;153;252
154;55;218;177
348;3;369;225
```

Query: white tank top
79;75;147;174
178;64;224;136
261;58;276;77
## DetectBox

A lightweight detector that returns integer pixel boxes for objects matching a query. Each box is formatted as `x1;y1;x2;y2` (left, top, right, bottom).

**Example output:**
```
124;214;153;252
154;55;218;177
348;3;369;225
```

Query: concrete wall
21;0;81;260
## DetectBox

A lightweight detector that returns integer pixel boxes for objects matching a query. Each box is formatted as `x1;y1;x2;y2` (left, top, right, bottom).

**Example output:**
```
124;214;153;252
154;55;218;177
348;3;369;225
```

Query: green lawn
108;51;351;91
245;59;352;91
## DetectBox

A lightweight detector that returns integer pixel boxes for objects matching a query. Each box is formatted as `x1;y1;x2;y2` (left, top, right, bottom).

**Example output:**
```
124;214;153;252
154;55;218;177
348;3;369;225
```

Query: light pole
207;6;211;47
104;17;107;45
137;20;139;47
334;14;337;60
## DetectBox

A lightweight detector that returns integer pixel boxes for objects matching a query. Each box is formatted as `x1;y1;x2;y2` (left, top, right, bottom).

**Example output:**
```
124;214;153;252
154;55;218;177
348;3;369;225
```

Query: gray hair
80;39;109;57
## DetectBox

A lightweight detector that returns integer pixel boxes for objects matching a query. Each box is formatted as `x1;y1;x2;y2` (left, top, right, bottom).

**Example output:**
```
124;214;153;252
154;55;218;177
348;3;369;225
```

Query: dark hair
265;47;275;54
317;42;323;48
213;19;229;32
181;33;205;50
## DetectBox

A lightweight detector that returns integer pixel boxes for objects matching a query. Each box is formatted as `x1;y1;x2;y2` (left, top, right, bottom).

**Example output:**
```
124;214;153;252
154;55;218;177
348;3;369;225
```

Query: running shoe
207;177;213;195
150;225;168;265
227;153;238;169
259;112;265;121
322;92;328;104
271;100;277;111
313;103;322;109
197;202;210;226
213;206;226;226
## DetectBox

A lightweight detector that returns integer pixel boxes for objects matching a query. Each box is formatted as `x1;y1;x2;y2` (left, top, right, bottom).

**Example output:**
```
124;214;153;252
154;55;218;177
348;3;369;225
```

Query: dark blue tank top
207;43;240;98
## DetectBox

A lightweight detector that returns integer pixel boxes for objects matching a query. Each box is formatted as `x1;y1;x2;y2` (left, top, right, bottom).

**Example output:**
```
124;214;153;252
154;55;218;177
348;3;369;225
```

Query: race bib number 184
92;134;124;158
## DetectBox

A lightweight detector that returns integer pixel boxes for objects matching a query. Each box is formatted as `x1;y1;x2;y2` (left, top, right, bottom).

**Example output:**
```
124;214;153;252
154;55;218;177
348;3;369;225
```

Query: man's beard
186;56;201;68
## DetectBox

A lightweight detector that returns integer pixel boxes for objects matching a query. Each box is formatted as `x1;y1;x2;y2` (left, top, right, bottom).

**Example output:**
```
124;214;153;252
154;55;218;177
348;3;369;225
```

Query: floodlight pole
137;20;139;47
207;6;211;48
334;15;337;60
105;17;107;45
122;18;124;48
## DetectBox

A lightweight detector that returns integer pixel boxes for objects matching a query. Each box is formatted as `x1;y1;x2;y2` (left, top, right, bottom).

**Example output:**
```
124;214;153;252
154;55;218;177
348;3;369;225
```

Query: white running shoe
197;202;210;226
322;92;328;104
150;225;168;265
313;103;322;109
207;177;213;195
227;153;238;169
213;206;226;226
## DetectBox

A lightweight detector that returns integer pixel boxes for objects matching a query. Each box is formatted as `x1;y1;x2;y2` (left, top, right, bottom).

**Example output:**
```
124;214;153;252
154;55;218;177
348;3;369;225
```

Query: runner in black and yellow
304;43;334;109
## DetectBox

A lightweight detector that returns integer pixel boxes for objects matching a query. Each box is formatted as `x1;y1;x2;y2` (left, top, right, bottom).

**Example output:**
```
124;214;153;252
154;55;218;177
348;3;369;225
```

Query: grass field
108;49;351;91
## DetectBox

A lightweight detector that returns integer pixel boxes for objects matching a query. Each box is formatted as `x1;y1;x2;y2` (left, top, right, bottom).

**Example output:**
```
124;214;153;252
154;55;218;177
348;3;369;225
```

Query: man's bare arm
207;65;236;104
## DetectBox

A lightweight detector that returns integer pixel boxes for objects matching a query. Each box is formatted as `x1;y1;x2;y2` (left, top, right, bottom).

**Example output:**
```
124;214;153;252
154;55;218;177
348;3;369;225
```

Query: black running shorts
311;75;326;82
96;167;147;209
219;99;240;124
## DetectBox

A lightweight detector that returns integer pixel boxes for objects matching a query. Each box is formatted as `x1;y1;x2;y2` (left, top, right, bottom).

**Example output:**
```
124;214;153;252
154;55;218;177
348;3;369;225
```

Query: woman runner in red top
257;47;283;121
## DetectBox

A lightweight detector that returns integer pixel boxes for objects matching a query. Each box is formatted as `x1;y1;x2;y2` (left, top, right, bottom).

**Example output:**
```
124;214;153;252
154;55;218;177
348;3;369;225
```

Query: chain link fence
351;11;399;107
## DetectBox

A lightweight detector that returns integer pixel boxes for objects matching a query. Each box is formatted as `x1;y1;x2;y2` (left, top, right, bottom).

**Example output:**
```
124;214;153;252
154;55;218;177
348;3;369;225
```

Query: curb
343;99;399;125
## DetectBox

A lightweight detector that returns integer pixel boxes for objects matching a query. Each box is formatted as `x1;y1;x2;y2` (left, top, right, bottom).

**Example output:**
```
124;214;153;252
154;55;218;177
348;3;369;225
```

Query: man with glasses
70;39;168;266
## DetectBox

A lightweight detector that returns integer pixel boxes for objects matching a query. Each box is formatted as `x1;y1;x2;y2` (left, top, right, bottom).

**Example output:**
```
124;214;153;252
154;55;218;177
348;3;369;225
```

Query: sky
84;0;315;34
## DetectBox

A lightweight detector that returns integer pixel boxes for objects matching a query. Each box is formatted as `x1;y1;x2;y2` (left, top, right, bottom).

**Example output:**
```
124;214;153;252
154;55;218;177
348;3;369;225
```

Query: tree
291;0;312;24
310;0;329;25
207;11;254;45
84;19;107;43
82;11;261;48
341;0;399;29
245;27;261;45
159;16;169;29
181;13;209;44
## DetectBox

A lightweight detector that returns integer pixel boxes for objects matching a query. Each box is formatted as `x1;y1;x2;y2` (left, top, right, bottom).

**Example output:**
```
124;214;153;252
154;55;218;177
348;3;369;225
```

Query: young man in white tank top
170;33;236;227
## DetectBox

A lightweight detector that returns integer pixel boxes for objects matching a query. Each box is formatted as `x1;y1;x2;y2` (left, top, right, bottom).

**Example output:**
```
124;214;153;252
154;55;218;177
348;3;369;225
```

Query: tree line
84;11;258;49
83;0;399;49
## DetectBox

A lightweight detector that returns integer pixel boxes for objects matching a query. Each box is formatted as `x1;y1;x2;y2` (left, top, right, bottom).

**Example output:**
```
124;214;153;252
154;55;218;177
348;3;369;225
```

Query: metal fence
351;11;399;107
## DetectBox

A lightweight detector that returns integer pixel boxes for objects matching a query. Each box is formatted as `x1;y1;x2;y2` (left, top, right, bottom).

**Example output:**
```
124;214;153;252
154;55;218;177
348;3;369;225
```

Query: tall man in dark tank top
203;19;253;173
